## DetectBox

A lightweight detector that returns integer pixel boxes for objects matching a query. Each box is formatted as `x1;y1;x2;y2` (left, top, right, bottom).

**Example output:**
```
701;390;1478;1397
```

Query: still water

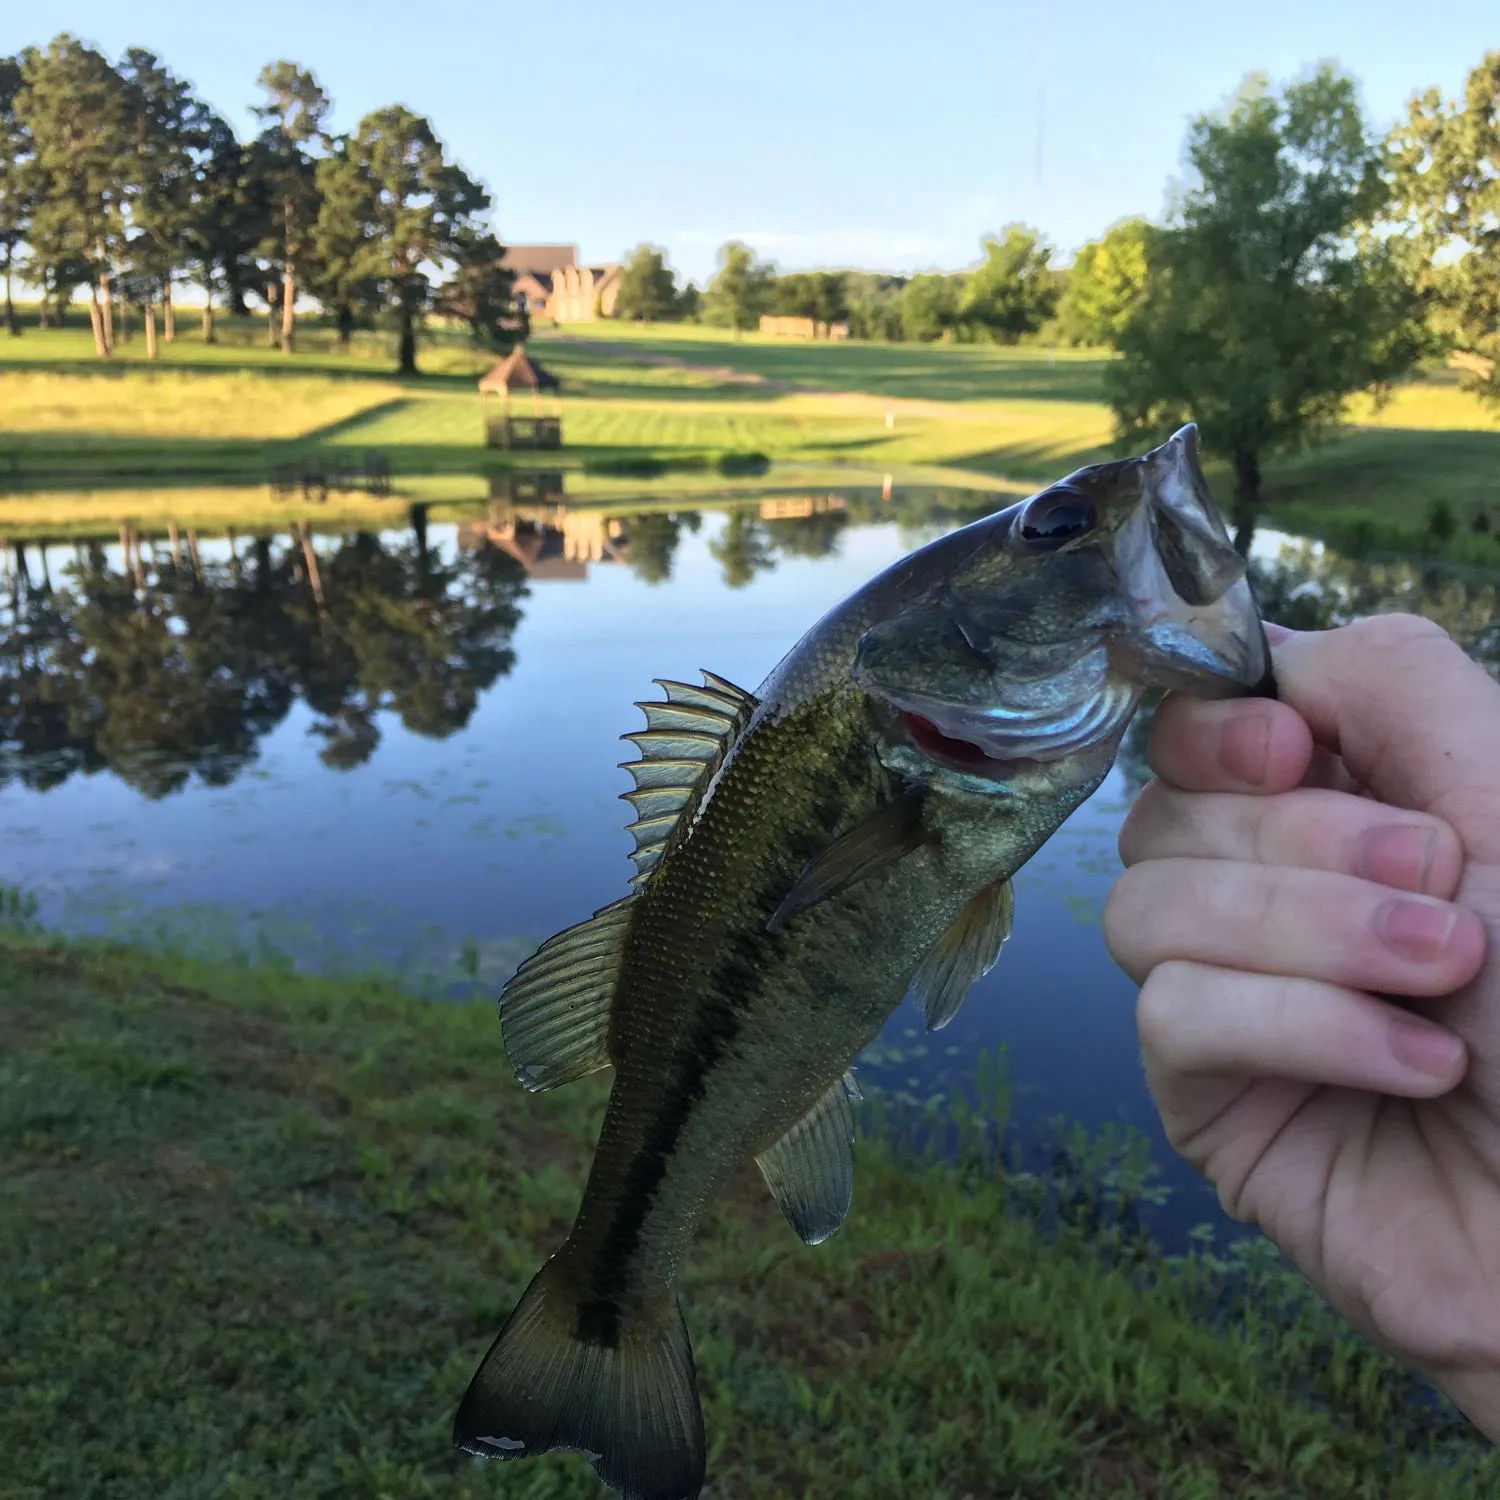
3;486;1497;1250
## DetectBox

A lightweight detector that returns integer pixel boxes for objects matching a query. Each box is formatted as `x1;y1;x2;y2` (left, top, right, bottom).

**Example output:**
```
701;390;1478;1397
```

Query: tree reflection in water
0;524;528;798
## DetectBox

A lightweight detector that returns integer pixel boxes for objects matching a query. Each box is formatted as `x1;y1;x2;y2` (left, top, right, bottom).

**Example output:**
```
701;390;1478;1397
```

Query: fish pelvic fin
500;895;636;1091
910;877;1014;1032
454;1255;706;1500
756;1070;862;1245
766;785;931;935
620;671;758;890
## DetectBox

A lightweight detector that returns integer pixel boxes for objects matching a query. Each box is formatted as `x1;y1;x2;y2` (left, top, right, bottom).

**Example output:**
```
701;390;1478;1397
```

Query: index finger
1272;615;1500;861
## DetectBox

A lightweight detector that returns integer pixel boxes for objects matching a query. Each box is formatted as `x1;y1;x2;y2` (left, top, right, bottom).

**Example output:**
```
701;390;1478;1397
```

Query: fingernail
1377;897;1459;962
1387;1014;1464;1078
1217;710;1271;785
1356;824;1437;892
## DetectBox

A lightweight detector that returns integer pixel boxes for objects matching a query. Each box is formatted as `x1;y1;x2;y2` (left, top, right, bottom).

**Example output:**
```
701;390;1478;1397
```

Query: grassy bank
4;321;1497;532
3;928;1496;1498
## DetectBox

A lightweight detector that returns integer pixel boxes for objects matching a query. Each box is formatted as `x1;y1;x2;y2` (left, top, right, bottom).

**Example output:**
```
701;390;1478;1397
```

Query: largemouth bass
454;425;1274;1499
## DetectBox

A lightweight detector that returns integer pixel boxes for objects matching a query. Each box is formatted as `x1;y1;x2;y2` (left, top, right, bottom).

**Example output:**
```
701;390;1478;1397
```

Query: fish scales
453;425;1277;1500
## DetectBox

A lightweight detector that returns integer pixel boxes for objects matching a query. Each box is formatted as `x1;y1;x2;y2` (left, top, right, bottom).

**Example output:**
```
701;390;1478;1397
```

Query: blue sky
5;1;1494;282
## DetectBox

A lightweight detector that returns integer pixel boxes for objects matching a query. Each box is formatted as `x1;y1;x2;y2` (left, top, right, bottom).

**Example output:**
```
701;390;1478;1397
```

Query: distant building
501;244;622;322
759;315;850;340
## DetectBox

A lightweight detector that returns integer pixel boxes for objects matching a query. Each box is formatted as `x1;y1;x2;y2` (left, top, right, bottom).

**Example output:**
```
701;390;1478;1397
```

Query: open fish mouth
888;678;1141;781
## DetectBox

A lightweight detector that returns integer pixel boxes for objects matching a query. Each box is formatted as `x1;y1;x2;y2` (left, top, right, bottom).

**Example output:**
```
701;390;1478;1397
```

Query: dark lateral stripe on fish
579;931;768;1347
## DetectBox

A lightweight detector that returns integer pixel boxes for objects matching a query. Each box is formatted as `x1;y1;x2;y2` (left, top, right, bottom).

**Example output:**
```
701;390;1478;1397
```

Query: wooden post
298;519;325;613
167;520;181;570
186;529;202;582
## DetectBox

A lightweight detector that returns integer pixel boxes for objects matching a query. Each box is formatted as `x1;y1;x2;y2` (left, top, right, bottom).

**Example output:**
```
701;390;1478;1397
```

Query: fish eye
1019;489;1098;550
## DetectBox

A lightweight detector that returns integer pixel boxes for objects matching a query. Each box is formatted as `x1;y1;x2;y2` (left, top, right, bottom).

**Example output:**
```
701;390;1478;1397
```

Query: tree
899;273;963;342
434;226;520;352
708;508;776;589
614;243;679;323
184;113;263;341
1387;50;1500;401
1108;65;1426;523
702;240;774;332
0;56;35;335
251;61;329;354
771;270;849;325
844;272;905;341
1058;216;1149;347
313;104;493;375
307;138;382;346
960;225;1058;343
119;48;208;355
15;35;132;357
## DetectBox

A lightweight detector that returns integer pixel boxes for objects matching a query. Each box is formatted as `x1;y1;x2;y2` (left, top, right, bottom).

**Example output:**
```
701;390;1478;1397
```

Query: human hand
1103;614;1500;1435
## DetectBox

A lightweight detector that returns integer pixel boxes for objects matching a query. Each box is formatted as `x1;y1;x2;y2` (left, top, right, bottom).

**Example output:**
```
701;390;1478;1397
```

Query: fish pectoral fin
910;877;1014;1032
499;895;636;1091
755;1070;861;1246
766;787;930;934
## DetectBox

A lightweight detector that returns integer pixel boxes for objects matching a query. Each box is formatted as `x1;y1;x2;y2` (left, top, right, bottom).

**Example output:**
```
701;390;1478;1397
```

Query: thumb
1272;615;1500;861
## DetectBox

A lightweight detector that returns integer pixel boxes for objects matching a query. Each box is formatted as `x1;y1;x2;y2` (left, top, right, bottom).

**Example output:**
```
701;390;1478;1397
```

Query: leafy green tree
961;225;1057;343
702;240;774;332
184;113;263;340
15;35;132;357
1058;216;1149;347
675;281;701;322
844;272;905;340
434;227;520;351
614;243;679;323
251;61;329;354
307;138;383;346
313;105;492;375
1387;50;1500;401
119;48;208;355
771;270;849;324
0;57;34;335
899;273;963;342
1109;65;1426;517
625;512;684;584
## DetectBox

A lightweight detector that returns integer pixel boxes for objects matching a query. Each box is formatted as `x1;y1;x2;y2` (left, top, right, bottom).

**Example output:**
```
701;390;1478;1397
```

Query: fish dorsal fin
766;786;931;934
755;1071;863;1246
910;877;1014;1032
499;895;636;1091
619;671;757;889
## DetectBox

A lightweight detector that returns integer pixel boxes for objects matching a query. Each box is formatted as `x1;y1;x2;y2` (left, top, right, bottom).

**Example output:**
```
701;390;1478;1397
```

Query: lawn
1;317;1499;539
4;927;1498;1499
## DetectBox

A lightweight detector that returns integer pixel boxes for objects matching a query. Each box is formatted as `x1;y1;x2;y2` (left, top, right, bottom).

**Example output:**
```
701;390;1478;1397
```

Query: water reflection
0;517;529;796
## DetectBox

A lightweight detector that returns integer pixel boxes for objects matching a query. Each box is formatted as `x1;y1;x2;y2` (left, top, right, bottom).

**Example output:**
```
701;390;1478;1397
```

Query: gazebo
478;345;563;450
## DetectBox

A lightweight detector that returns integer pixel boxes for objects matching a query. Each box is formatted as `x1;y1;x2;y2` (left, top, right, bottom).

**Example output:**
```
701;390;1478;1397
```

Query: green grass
3;318;1500;542
3;926;1498;1499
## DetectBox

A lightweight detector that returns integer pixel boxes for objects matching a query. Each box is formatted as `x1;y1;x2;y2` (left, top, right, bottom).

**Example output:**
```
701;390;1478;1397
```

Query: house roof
478;346;561;393
500;244;578;276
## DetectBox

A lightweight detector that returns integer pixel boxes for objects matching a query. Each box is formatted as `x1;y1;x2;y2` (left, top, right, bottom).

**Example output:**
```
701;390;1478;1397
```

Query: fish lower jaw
887;682;1140;783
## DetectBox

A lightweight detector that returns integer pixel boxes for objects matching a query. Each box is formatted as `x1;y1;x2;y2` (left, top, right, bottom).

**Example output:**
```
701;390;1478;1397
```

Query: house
758;315;850;340
501;244;622;322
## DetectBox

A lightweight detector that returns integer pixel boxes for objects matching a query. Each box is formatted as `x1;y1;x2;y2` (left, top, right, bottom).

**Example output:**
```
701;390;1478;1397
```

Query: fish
453;424;1274;1500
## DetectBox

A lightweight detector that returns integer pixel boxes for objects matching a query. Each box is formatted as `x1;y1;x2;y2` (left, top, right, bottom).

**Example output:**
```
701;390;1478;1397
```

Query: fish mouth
886;679;1141;782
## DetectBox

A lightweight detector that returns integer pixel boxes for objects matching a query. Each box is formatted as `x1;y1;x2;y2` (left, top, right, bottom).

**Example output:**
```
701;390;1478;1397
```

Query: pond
2;479;1497;1252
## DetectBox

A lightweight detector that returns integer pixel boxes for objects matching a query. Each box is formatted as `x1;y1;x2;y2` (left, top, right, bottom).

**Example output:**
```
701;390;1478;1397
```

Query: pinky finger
1136;961;1469;1104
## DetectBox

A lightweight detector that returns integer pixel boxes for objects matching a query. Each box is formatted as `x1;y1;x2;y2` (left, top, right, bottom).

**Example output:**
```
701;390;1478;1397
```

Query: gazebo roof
478;346;561;394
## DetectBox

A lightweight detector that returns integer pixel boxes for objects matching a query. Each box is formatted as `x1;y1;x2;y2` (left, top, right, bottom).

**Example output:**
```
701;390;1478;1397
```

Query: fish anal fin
618;672;758;886
767;787;930;934
755;1071;860;1246
454;1255;706;1500
911;877;1014;1032
500;896;636;1091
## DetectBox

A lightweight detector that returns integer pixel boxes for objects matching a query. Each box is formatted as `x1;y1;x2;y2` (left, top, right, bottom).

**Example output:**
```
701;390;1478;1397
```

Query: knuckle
1135;961;1197;1060
1348;611;1451;654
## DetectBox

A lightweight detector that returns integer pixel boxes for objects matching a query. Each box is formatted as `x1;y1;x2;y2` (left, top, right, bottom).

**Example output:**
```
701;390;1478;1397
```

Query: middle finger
1104;858;1486;995
1118;784;1466;899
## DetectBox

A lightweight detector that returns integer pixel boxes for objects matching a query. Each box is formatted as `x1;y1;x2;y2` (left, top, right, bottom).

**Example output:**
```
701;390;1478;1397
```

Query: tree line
0;36;517;371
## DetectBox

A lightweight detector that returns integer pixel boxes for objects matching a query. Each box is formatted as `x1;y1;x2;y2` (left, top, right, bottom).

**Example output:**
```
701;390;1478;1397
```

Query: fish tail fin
453;1254;705;1500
